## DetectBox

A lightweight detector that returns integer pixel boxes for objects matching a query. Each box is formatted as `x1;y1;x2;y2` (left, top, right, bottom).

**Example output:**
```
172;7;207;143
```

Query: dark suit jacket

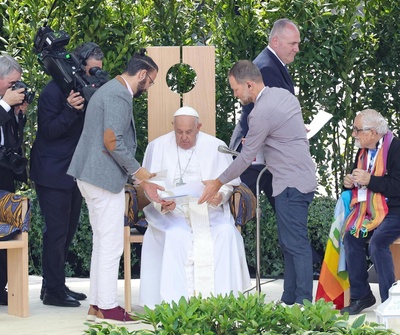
30;80;85;190
229;47;295;154
0;104;27;190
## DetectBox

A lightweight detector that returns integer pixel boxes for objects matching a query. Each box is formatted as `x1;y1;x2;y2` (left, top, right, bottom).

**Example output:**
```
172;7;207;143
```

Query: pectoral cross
176;178;186;187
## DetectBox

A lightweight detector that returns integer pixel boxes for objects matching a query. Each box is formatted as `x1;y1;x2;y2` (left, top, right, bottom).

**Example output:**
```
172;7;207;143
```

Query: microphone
218;145;240;156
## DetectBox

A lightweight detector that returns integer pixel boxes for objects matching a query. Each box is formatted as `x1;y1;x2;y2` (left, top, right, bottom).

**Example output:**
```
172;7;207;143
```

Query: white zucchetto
173;106;199;118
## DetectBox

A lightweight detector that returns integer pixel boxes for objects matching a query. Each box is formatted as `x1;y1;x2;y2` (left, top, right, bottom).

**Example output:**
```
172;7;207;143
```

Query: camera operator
30;42;104;307
0;54;29;306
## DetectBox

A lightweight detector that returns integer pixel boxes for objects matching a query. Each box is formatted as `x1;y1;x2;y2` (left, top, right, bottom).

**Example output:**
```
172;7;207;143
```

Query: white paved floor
1;276;399;335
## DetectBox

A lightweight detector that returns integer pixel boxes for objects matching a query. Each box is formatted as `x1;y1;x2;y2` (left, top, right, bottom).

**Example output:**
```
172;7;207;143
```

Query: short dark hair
73;42;104;64
124;48;158;76
228;60;263;84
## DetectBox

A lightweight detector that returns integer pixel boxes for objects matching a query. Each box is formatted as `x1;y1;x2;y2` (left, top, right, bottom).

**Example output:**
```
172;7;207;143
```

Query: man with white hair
139;106;251;308
341;109;400;315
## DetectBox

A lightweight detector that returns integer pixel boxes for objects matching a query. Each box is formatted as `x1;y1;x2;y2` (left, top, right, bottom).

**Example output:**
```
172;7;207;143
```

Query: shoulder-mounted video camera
33;26;109;104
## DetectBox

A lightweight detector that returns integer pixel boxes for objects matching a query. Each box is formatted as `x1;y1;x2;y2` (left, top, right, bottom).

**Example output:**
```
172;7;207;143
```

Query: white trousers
77;180;125;309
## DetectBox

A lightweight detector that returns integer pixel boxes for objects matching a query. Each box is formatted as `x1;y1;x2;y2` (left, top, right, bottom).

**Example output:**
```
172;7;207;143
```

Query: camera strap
9;111;24;151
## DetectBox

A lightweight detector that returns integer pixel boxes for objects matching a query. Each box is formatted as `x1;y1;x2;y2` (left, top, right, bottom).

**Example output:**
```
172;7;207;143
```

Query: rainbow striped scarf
344;131;393;238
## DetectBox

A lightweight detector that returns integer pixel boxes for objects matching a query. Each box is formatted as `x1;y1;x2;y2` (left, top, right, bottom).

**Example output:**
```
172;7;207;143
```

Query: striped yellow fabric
0;191;27;228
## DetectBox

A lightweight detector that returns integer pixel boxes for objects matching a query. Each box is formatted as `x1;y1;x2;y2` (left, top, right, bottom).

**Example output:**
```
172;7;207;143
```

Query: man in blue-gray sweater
68;49;163;324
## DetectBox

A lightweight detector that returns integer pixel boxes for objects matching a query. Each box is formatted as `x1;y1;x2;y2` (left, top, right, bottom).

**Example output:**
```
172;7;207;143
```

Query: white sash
188;200;214;298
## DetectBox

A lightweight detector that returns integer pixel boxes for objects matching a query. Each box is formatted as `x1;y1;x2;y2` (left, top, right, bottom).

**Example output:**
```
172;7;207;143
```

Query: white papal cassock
139;131;252;308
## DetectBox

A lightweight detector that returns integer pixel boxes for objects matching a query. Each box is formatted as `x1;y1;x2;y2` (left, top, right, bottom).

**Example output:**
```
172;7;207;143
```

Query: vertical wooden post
182;46;215;136
147;47;180;142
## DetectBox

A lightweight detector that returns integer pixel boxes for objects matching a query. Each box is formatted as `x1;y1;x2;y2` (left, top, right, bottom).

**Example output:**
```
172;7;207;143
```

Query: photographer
30;42;104;307
0;54;29;306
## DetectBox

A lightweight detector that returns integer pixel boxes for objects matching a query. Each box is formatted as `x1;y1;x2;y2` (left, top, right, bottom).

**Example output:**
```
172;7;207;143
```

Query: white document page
160;181;205;200
307;110;333;139
148;170;168;182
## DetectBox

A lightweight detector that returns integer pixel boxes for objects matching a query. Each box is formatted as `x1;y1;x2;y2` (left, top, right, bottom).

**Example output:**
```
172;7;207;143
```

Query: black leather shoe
65;286;87;301
0;289;8;305
43;291;81;307
41;285;87;301
340;291;376;315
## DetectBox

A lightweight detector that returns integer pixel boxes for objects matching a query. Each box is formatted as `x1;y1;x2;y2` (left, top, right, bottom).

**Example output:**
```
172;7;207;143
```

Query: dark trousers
240;164;275;210
344;214;400;302
275;187;314;304
35;183;83;294
0;166;16;291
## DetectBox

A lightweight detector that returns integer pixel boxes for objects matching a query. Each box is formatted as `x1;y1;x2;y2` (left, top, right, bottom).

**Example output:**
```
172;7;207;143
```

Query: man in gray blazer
200;60;317;306
68;49;163;324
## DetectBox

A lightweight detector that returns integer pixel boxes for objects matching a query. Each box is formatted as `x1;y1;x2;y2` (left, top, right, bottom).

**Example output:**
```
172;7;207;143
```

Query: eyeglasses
352;125;373;135
146;73;155;87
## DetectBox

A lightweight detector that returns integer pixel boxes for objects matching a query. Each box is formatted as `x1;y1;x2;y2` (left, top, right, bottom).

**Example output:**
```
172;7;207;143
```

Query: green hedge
26;188;335;279
2;0;400;197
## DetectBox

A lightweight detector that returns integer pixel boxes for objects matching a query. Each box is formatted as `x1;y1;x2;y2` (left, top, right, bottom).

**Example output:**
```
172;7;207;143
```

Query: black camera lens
12;81;35;104
0;147;28;175
8;151;28;175
88;67;102;76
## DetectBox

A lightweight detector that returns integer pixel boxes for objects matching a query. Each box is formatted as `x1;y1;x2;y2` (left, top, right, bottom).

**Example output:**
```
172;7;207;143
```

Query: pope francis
139;106;251;308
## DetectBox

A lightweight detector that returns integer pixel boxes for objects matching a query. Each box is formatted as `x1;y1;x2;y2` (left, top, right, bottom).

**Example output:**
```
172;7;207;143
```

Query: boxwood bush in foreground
84;293;397;335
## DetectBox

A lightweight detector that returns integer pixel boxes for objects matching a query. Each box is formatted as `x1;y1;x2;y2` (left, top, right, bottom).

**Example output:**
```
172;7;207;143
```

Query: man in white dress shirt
139;106;251;308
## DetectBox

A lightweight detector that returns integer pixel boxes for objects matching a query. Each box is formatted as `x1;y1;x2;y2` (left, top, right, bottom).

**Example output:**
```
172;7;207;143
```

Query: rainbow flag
316;191;351;309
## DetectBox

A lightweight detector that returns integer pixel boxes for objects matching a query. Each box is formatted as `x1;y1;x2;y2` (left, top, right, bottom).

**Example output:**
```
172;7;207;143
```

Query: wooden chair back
147;46;216;140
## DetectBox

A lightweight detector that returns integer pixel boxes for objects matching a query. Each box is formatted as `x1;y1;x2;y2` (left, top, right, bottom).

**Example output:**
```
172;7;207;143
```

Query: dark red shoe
95;306;140;324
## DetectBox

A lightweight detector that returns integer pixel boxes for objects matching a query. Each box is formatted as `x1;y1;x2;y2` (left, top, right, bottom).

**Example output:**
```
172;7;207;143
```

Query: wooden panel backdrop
147;46;215;141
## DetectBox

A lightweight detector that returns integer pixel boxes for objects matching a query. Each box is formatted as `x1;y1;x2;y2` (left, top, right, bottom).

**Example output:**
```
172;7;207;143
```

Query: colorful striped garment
317;131;393;308
344;131;393;238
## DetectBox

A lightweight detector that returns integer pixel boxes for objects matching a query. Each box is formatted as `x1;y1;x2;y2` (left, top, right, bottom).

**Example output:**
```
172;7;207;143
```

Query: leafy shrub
84;294;397;334
242;195;335;277
3;0;400;197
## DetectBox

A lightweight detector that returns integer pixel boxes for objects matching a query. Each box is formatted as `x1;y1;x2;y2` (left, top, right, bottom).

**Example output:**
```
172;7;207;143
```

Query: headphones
79;42;100;66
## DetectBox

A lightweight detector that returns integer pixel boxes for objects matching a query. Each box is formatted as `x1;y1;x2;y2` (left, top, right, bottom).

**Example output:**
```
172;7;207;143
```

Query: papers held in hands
307;110;333;139
161;194;188;200
159;181;205;201
148;169;168;182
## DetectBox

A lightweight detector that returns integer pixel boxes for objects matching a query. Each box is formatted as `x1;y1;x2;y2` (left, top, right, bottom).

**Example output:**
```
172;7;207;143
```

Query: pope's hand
198;179;223;204
208;192;222;207
161;200;176;212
